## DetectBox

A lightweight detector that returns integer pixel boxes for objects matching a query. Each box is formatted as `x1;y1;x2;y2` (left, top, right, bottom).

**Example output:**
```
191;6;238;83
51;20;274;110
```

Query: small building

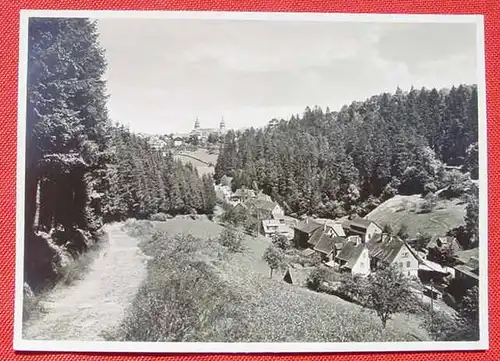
261;219;294;240
245;199;284;219
272;214;299;228
343;218;383;242
314;218;346;237
229;188;256;205
334;240;370;276
308;231;343;262
173;137;184;147
283;266;313;287
214;184;232;201
293;219;323;249
426;236;462;264
366;235;420;278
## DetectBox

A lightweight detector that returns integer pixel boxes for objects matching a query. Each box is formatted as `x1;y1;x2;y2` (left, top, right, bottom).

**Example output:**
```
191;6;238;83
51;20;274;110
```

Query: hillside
173;149;218;176
114;218;430;342
365;194;467;239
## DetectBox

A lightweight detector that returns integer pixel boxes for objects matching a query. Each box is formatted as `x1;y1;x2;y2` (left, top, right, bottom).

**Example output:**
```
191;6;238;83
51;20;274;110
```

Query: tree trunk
270;268;273;279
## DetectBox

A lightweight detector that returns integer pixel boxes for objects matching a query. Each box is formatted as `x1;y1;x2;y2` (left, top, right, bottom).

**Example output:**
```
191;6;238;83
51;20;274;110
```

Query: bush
272;234;292;250
219;227;245;253
150;212;168;221
306;266;328;291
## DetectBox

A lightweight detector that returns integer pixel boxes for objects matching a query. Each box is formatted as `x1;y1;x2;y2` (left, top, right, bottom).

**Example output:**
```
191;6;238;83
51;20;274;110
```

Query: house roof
454;248;479;265
454;264;479;280
336;241;361;262
343;246;365;270
261;220;293;235
233;189;256;197
315;218;346;237
366;235;417;265
311;232;343;255
336;241;365;269
294;219;323;234
246;199;280;212
273;214;299;224
283;266;313;286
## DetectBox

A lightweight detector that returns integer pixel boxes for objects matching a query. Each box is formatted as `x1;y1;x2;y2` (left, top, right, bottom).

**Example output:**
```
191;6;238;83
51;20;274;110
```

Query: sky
95;17;478;135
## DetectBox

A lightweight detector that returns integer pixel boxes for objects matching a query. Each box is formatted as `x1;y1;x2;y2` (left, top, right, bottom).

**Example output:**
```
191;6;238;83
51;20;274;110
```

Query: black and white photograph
14;10;488;353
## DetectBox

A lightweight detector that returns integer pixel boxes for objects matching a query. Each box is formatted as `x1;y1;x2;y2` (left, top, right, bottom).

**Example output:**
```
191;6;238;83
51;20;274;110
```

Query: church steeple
194;117;200;130
219;116;226;132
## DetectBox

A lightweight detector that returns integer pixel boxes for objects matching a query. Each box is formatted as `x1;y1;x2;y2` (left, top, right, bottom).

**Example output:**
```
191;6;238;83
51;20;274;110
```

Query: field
119;218;430;342
173;149;218;176
365;194;467;238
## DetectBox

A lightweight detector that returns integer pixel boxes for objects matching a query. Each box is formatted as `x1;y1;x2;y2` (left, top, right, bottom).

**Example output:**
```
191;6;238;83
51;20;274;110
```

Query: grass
111;218;431;342
365;194;466;238
173;149;218;176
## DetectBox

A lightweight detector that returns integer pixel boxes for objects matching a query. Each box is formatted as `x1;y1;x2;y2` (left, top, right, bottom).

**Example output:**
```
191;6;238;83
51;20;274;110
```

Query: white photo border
13;9;489;354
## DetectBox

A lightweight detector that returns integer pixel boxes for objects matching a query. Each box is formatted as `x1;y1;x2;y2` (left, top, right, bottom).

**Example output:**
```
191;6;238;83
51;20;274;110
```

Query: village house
245;199;284;219
334;239;371;276
293;217;345;249
214;184;232;202
366;234;420;278
343;218;383;242
261;219;294;240
293;219;323;249
272;214;299;228
426;235;462;263
173;137;184;147
452;248;479;295
229;188;256;205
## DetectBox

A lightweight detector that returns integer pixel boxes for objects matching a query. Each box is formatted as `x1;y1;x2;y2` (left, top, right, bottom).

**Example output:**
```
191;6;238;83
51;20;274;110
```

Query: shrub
306;266;327;291
219;227;245;253
272;234;292;251
150;212;168;221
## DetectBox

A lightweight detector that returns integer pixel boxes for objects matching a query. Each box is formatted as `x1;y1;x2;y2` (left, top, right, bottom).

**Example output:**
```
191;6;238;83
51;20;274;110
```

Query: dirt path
22;223;149;341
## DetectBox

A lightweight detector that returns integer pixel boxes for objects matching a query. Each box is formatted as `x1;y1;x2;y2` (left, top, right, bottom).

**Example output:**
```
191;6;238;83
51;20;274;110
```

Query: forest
23;17;216;292
215;85;479;219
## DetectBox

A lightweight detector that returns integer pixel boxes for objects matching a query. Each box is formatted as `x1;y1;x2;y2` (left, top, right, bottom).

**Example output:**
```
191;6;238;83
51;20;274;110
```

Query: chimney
305;218;309;224
323;221;327;231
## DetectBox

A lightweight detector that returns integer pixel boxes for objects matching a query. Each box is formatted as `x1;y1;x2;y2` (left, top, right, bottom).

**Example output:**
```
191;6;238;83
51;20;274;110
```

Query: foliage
421;286;479;341
150;212;168;221
214;86;478;218
101;127;217;221
272;234;292;250
397;223;410;240
262;245;285;279
109;231;251;342
219;227;245;253
24;18;111;291
341;266;418;328
306;266;328;291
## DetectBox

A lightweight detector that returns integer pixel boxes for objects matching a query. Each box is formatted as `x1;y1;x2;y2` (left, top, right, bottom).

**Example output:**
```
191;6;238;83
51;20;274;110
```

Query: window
402;252;409;258
399;262;403;268
406;261;411;268
408;271;411;276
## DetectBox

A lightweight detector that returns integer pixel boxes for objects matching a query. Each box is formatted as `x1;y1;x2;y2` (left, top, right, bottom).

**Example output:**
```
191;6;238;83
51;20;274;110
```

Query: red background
1;0;498;360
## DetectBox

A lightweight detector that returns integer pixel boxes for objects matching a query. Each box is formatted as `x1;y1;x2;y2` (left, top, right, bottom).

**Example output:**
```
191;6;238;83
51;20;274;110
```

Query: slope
365;194;466;239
